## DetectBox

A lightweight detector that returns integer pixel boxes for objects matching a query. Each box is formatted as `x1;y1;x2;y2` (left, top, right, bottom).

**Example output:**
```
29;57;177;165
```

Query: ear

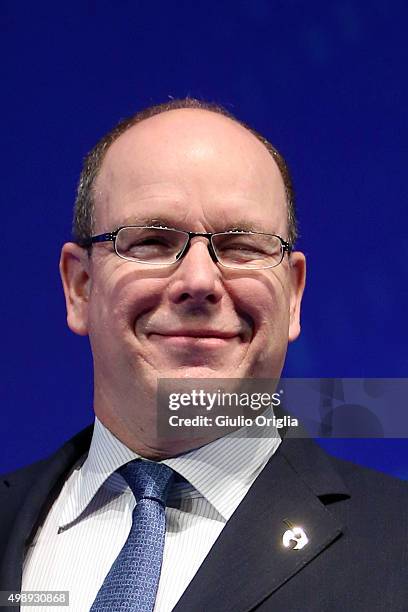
287;251;306;343
59;242;91;336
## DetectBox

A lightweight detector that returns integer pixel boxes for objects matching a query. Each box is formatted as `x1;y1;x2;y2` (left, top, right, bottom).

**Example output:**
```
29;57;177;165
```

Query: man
1;98;407;611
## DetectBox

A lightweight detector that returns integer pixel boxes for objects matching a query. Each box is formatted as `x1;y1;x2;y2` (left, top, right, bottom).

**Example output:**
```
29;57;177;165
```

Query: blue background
1;1;407;477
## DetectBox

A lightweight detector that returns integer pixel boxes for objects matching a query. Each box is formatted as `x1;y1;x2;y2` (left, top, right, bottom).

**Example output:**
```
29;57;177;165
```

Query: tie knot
119;460;174;505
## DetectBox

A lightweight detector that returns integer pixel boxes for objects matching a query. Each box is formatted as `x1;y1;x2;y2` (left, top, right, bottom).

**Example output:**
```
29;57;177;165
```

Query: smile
151;330;238;338
148;332;241;348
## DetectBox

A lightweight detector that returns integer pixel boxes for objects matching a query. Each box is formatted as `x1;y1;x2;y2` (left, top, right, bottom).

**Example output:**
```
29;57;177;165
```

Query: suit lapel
0;425;94;593
173;436;350;612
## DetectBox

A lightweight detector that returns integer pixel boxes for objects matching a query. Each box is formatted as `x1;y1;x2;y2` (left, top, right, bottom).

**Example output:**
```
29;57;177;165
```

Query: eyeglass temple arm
283;241;293;254
91;232;116;243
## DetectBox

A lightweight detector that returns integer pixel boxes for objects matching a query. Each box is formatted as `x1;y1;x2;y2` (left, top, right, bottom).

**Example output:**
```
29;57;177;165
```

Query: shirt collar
59;409;281;529
164;411;281;519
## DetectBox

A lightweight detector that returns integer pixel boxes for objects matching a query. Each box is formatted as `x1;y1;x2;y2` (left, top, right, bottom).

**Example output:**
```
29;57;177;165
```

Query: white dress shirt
22;412;281;611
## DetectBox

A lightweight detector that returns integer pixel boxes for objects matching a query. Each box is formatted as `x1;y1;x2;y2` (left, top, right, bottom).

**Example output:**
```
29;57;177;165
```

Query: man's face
60;109;305;451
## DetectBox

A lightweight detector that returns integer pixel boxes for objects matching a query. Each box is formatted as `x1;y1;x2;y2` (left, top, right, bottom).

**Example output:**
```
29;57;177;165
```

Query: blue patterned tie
90;460;175;612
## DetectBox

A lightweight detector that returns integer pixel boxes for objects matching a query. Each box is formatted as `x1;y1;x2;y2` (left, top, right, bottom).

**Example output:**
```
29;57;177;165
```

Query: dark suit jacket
1;424;408;611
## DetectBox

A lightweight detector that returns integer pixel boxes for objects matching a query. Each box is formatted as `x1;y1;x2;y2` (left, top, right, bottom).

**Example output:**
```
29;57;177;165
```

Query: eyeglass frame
81;225;293;270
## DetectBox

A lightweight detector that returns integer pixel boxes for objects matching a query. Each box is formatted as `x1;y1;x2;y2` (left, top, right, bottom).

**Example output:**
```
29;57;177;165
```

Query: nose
167;237;223;306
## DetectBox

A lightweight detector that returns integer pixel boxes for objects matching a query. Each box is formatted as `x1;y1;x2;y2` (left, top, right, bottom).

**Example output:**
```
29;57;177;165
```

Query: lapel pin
282;519;309;550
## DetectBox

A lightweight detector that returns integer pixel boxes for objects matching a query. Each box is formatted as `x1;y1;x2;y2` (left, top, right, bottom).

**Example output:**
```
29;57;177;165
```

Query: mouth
148;330;243;348
151;330;239;339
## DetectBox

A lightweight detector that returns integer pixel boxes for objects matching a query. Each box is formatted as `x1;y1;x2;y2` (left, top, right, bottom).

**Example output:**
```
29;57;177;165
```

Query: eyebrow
118;216;176;228
228;223;261;232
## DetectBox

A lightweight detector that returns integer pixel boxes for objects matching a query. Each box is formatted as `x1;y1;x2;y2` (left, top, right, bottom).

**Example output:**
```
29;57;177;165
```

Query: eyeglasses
84;226;292;270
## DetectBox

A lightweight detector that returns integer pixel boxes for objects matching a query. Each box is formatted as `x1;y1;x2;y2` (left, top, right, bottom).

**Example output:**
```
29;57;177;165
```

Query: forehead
93;109;287;233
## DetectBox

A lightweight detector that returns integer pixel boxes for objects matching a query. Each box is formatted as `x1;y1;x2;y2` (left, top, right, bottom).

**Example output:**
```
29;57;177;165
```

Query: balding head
73;98;297;248
92;108;288;241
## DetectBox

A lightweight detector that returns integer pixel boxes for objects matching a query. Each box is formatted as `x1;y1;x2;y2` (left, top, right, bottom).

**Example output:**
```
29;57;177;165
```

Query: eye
133;235;172;247
126;233;175;252
219;237;269;253
213;234;283;265
115;227;187;261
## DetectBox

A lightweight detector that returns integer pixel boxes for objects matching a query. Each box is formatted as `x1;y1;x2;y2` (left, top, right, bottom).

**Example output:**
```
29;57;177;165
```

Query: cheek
255;307;290;353
228;274;289;333
88;272;167;337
